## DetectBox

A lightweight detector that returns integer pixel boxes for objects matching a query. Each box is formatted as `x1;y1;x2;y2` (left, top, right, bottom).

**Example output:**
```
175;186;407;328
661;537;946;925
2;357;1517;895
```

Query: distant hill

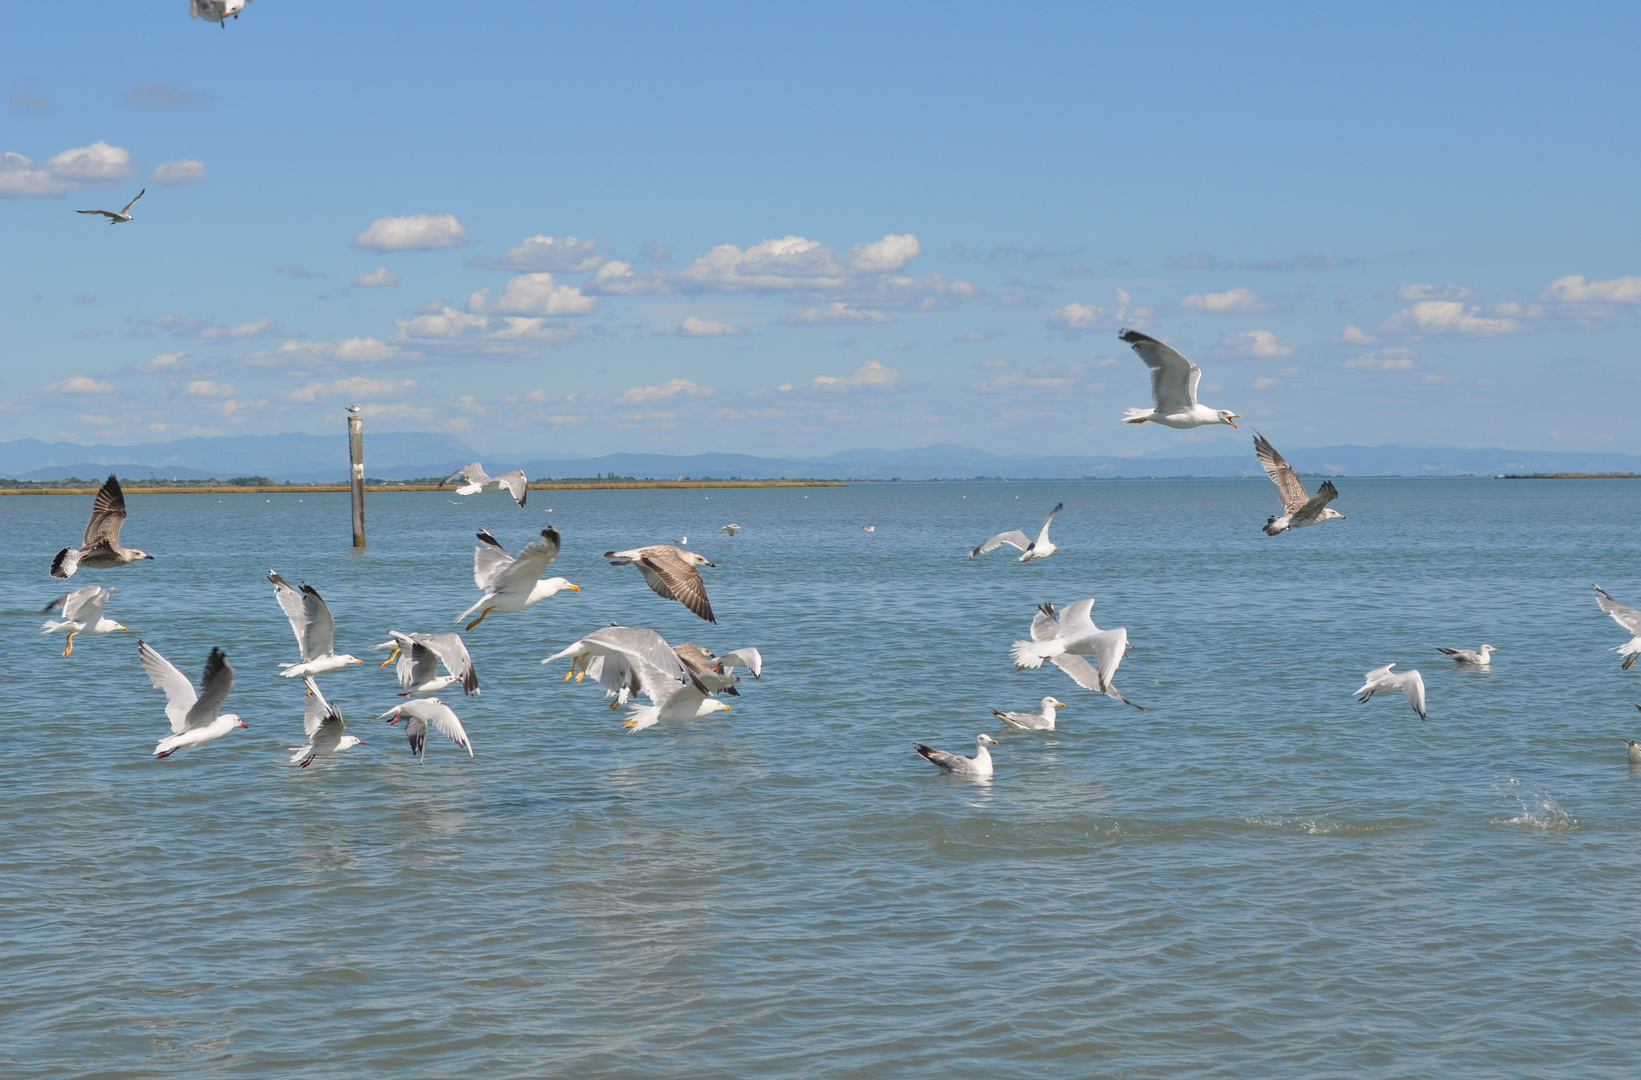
4;433;1641;482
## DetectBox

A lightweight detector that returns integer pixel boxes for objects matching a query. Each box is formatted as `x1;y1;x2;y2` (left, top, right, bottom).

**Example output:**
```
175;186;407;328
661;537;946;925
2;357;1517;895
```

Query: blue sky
4;2;1639;458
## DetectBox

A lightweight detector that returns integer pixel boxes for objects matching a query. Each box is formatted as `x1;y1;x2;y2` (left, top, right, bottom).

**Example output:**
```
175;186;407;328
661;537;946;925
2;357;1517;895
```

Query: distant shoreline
0;479;843;495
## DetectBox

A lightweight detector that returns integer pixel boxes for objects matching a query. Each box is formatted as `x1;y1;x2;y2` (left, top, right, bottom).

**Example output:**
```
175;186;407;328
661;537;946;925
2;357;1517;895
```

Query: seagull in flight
1011;600;1144;709
1594;585;1641;670
51;475;154;578
41;585;125;656
76;188;145;224
604;544;717;622
377;699;472;761
289;677;364;767
1353;664;1427;720
1119;329;1240;429
373;631;479;696
914;734;998;778
457;528;578;630
721;523;742;536
268;571;365;677
1254;434;1344;536
971;502;1063;561
141;641;247;759
443;463;529;507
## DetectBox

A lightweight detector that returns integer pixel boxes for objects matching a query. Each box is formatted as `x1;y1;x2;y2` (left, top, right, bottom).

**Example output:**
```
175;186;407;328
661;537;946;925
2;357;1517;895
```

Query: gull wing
1254;434;1310;512
1296;480;1341;520
77;209;119;219
1049;653;1145;710
473;530;513;590
1085;626;1130;694
498;469;528;507
121;189;145;215
61;585;112;623
1030;602;1061;642
83;475;128;549
268;571;336;661
588;626;684;680
1121;329;1201;413
493;528;561;595
1595;585;1641;635
303;677;344;740
398;699;472;757
638;550;715;622
715;647;762;678
139;640;197;733
182;648;234;731
970;530;1031;558
1401;670;1427;720
446;463;486;487
1057;598;1098;639
399;636;438;688
1033;503;1064;549
420;632;479;695
913;744;975;773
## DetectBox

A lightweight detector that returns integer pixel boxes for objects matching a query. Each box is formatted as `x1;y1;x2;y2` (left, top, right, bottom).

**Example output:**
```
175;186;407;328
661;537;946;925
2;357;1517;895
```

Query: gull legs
60;632;75;657
466;607;494;631
561;654;587;682
380;646;400;668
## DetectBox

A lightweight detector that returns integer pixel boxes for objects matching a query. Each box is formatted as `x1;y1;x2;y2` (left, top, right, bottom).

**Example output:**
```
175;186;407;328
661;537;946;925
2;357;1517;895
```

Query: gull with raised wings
1011;600;1144;710
378;699;472;761
141;641;246;759
544;624;688;709
1353;664;1427;720
443;463;529;508
289;677;364;767
458;528;578;630
604;544;717;622
51;475;154;578
1119;329;1241;429
269;571;364;677
1594;585;1641;670
76;188;145;225
373;631;479;696
971;502;1063;561
42;585;125;656
1254;433;1345;536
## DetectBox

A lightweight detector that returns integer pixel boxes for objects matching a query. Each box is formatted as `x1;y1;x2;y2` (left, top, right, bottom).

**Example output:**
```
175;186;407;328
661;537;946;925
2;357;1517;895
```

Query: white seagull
1119;328;1241;429
604;544;717;622
458;528;579;630
76;188;145;224
623;670;731;733
1255;433;1345;536
544;624;690;710
1594;585;1641;670
971;502;1063;561
914;734;998;777
373;631;479;696
721;523;742;536
443;463;529;508
41;585;125;656
289;677;364;767
141;641;247;759
1436;644;1499;666
51;474;155;578
1353;664;1427;720
1011;600;1144;709
269;571;365;677
377;699;472;761
990;696;1068;732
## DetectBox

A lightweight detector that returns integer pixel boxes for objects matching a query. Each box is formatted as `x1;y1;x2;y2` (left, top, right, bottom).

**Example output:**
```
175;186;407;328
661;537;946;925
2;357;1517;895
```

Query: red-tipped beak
238;720;249;728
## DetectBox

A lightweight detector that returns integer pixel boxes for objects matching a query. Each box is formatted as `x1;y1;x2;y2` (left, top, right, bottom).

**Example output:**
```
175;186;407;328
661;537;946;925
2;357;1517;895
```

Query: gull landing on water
443;463;529;507
914;734;998;778
76;188;144;224
1118;329;1240;429
971;502;1063;561
1437;644;1499;666
1353;664;1427;720
1255;434;1344;536
1593;585;1641;670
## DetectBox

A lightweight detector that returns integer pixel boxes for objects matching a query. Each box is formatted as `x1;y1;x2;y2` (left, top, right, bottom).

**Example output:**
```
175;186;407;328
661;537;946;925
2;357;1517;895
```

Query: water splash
1491;778;1578;832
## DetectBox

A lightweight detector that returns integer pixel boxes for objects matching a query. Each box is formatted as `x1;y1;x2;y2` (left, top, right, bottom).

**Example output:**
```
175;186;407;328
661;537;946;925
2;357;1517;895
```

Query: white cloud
1046;289;1132;332
1180;288;1270;313
184;380;236;397
1539;274;1641;305
1228;329;1293;357
239;337;404;370
353;266;400;288
778;302;892;325
353;214;469;252
468;273;597;316
1251;376;1280;389
811;360;899;391
47;141;133;183
846;233;921;272
1340;347;1417;371
139;352;188;370
621;378;714;403
473;235;603;272
1339;325;1377;344
198;317;302;340
1380;300;1527;337
391;306;576;354
675;316;743;337
1397;283;1477;302
47;375;113;393
150;159;206;184
0;151;65;197
287;377;418;402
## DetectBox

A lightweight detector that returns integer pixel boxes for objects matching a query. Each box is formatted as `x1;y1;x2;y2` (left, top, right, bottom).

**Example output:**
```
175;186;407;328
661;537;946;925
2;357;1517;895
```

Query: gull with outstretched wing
1254;433;1345;536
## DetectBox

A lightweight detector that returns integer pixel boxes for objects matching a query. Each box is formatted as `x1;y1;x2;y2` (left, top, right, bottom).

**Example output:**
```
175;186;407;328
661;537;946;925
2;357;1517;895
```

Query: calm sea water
3;478;1640;1078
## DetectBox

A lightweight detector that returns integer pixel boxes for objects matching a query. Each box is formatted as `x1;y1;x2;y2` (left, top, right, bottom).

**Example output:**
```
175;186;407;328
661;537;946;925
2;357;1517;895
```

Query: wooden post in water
346;404;366;547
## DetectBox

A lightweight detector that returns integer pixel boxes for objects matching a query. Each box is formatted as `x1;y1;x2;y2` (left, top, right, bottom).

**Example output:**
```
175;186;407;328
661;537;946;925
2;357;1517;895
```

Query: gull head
540;577;580;597
1218;411;1241;428
704;700;731;715
1479;644;1499;655
340;655;365;666
1321;508;1346;521
1045;697;1068;711
224;713;247;730
679;551;714;568
976;733;999;747
339;736;366;750
132;550;155;561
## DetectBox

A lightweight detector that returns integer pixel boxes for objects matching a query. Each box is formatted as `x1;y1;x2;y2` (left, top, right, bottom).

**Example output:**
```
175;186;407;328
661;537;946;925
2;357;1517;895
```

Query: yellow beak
566;583;581;591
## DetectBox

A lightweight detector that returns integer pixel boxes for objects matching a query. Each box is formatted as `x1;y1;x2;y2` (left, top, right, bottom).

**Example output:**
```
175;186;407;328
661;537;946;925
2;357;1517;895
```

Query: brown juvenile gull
1254;434;1345;536
76;188;145;224
604;545;717;622
970;502;1064;561
1436;644;1499;666
672;643;763;697
443;463;529;507
51;475;155;578
373;631;479;696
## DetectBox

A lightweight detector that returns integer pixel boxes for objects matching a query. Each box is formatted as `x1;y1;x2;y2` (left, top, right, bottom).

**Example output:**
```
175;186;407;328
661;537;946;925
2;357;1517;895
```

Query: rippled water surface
4;479;1641;1077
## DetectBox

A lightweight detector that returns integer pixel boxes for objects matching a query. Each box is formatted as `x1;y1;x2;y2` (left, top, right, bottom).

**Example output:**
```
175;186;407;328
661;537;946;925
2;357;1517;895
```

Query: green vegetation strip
0;477;842;495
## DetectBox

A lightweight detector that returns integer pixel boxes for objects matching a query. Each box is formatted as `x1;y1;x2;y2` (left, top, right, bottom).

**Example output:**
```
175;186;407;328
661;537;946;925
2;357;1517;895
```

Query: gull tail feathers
41;619;71;634
1263;515;1288;537
51;547;79;579
1121;407;1151;422
1010;638;1055;669
455;595;490;623
623;705;660;732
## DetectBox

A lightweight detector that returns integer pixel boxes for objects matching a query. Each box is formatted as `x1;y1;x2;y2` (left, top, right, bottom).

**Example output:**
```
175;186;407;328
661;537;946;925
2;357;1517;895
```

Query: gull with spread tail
1119;329;1240;429
51;475;154;578
289;677;364;767
373;631;479;696
378;700;472;761
1011;600;1144;710
971;502;1064;561
1594;585;1641;670
914;734;999;778
42;585;125;656
604;544;716;622
1353;664;1427;720
1254;434;1344;536
269;571;364;677
141;641;246;759
443;463;529;508
458;528;578;630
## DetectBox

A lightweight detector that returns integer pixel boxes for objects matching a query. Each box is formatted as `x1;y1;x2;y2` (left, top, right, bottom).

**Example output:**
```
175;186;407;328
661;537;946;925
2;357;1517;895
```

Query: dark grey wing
402;637;439;688
473;530;513;590
1030;602;1061;642
640;551;715;622
303;677;344;740
422;633;479;695
83;475;128;548
913;743;969;773
1595;585;1641;635
182;648;234;731
1254;434;1310;512
297;582;338;659
1296;481;1340;521
493;528;561;594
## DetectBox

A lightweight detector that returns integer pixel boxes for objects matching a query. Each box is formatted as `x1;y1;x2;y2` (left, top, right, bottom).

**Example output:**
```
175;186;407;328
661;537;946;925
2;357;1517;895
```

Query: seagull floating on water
604;544;717;622
41;585;124;656
1119;329;1240;429
1254;434;1345;536
289;677;364;767
1011;600;1144;709
141;641;246;759
76;188;145;224
1436;644;1499;666
1593;585;1641;670
458;528;578;630
51;475;154;578
914;734;998;777
269;571;365;677
990;696;1068;731
443;463;529;507
378;699;472;761
374;631;479;696
971;502;1063;561
1353;664;1427;720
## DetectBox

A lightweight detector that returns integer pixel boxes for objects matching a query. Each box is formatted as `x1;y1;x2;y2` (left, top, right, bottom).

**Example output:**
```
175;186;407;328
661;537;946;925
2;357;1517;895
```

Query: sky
3;1;1639;459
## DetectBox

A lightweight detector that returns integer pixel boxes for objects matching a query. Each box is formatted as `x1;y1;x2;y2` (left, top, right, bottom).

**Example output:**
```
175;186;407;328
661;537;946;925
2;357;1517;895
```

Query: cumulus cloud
150;159;206;184
1340;347;1416;371
353;214;469;252
1338;325;1376;344
1380;301;1527;337
1397;283;1477;302
846;233;920;272
351;266;399;288
391;306;576;354
139;352;189;370
0;151;63;197
288;377;417;403
124;83;209;108
1046;289;1133;333
1227;329;1293;357
621;378;714;403
48;375;113;393
471;235;603;272
47;141;133;183
675;316;743;337
1180;288;1270;313
778;302;892;325
810;360;899;391
1539;274;1641;305
468;273;597;316
184;380;236;397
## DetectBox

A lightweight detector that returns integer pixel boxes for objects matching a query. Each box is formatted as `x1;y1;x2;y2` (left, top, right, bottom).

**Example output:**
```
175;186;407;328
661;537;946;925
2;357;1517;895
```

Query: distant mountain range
3;433;1640;483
